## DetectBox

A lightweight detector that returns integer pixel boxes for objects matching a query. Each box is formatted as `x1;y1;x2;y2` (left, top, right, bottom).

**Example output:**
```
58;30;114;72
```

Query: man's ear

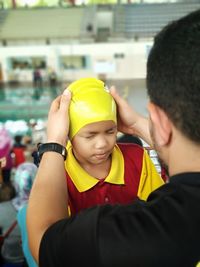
148;102;172;146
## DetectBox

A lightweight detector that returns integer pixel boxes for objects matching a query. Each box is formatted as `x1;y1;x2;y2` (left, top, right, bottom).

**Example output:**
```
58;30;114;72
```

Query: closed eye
84;134;95;139
106;127;117;134
107;130;115;134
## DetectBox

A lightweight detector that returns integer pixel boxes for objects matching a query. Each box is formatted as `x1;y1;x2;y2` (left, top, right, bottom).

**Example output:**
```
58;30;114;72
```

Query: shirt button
105;197;109;203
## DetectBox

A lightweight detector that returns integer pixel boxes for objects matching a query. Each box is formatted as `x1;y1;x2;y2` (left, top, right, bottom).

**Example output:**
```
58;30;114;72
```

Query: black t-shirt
40;173;200;267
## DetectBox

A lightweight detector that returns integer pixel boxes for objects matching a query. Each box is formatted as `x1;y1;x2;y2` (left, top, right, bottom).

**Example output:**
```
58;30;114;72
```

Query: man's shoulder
40;182;200;266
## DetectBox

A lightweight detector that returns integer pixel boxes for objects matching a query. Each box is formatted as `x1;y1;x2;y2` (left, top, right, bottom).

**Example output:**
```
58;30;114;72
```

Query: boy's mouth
94;152;108;160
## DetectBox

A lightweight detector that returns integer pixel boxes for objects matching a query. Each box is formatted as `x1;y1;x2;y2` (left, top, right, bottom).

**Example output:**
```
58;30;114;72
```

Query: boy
65;77;164;215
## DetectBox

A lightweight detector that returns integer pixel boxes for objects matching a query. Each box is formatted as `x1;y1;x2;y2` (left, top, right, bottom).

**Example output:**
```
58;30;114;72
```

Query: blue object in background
17;206;37;267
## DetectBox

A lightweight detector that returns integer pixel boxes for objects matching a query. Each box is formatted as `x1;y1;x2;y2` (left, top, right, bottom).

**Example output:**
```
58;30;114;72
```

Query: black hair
14;135;23;144
147;9;200;143
117;134;143;147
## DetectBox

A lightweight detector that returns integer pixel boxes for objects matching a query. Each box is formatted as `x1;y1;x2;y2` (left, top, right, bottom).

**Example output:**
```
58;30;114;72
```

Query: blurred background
0;0;199;144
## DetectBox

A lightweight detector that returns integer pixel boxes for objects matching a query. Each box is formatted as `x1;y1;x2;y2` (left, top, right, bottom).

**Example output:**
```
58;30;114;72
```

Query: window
60;56;87;70
8;57;46;70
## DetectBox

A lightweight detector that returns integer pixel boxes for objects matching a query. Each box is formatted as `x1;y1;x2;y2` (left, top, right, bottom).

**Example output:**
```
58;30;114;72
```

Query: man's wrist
46;138;67;147
37;142;67;161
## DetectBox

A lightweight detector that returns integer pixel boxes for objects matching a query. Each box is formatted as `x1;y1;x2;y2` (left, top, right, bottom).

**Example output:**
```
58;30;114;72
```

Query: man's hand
47;89;71;147
110;86;144;135
110;86;152;147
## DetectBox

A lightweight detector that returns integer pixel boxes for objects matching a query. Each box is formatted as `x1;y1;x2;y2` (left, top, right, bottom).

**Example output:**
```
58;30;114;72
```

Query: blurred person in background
12;136;26;169
0;157;15;203
0;152;37;267
48;68;57;88
32;69;42;89
0;129;13;184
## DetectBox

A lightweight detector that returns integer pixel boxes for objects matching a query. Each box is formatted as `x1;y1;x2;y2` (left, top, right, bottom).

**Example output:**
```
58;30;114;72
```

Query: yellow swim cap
68;77;117;139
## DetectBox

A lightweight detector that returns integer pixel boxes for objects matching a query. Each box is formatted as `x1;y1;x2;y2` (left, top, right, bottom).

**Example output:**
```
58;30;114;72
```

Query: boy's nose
95;136;107;149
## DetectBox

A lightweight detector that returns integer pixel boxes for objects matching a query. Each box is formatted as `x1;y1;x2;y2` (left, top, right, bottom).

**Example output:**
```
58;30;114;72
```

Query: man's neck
168;136;200;176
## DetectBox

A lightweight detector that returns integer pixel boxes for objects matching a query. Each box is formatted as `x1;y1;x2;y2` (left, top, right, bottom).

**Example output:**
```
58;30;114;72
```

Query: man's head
147;10;200;145
68;77;117;140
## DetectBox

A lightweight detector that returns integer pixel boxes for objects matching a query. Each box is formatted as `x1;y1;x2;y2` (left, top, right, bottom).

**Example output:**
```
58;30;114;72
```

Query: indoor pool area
0;84;62;122
0;79;149;132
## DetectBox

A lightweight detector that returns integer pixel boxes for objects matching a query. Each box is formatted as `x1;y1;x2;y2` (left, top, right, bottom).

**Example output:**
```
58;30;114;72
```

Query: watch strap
37;142;67;161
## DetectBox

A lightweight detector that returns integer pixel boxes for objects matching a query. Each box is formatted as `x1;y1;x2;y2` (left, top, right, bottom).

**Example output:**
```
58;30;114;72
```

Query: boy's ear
148;102;172;146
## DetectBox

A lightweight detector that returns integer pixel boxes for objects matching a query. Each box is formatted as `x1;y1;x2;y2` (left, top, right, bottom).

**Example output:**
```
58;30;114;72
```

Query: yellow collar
65;143;124;192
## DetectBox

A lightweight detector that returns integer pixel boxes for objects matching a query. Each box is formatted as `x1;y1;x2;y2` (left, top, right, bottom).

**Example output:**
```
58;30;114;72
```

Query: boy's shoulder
116;143;145;171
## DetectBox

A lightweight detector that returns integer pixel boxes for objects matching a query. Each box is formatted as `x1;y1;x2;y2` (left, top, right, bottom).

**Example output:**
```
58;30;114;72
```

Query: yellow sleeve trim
68;205;71;217
137;149;164;201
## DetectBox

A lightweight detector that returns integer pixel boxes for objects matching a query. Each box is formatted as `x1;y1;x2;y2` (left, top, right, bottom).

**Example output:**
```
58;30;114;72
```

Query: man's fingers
49;95;62;114
110;86;118;99
110;86;125;107
49;89;71;115
60;89;71;112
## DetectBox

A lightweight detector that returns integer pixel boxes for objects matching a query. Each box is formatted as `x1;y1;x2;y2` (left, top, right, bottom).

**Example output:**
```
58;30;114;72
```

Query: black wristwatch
37;142;67;161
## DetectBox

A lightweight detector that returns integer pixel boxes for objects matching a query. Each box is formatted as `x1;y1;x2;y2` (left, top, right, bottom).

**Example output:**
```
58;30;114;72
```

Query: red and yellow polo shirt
65;143;164;215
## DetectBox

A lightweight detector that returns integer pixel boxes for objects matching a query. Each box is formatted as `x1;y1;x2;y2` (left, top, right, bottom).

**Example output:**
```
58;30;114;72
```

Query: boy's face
71;120;117;166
